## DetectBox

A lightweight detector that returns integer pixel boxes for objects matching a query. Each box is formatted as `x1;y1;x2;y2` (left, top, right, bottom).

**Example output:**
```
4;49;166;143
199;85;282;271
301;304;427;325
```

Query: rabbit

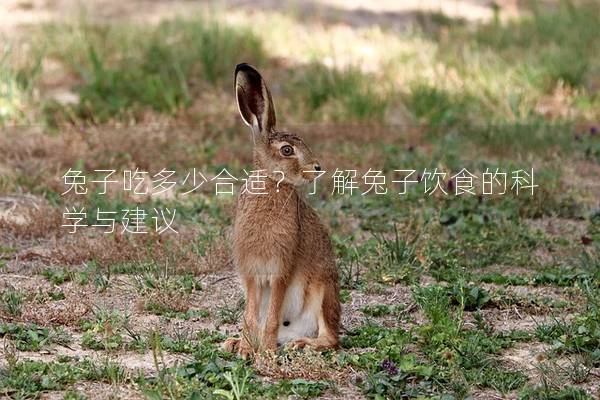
222;63;341;358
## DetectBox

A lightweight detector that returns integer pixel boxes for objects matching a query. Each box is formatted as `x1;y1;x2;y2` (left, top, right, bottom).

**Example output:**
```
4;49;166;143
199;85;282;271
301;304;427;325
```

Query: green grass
405;83;477;129
340;326;435;398
0;47;41;125
42;267;73;285
535;287;600;365
397;0;600;159
0;322;72;351
413;284;529;395
136;329;330;399
519;385;594;400
0;357;126;397
472;1;600;91
337;283;531;398
0;288;24;316
426;196;546;272
286;62;389;122
42;16;265;122
488;244;600;288
79;307;131;351
437;0;600;111
0;52;24;123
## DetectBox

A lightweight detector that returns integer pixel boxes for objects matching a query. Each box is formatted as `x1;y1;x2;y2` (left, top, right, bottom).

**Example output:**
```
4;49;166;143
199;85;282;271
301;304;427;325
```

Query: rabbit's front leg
262;277;287;351
236;277;262;357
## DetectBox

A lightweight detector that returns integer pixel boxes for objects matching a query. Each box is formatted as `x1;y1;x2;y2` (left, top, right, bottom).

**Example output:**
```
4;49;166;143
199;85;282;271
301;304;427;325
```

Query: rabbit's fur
223;64;340;358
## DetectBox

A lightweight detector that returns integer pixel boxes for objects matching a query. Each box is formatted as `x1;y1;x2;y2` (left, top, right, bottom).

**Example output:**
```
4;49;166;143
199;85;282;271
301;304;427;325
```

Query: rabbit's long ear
234;63;276;136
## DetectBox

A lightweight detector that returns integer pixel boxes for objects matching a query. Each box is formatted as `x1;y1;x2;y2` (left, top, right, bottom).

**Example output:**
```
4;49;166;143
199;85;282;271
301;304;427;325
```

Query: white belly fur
256;274;320;345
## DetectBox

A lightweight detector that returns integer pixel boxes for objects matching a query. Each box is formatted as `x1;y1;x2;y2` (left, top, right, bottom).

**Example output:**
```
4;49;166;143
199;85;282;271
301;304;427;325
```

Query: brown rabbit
222;64;340;358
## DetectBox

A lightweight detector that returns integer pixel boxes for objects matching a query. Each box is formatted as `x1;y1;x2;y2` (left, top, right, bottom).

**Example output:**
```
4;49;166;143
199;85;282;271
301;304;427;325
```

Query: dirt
42;382;144;400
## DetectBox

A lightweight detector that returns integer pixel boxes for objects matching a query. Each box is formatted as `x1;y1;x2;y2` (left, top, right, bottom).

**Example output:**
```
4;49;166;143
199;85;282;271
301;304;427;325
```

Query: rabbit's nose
314;164;322;171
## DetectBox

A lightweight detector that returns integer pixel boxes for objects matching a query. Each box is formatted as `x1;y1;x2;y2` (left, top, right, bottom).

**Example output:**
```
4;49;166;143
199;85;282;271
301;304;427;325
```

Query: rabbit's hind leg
291;310;338;350
290;289;338;351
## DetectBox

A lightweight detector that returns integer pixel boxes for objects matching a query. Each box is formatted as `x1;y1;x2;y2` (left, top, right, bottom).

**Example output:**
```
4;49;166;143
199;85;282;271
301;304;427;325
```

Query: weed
426;194;547;272
0;323;52;351
372;225;421;285
42;267;73;285
473;1;600;91
518;385;593;400
159;329;198;354
288;62;388;122
265;379;329;398
0;244;16;258
362;365;436;399
63;390;88;400
0;288;24;317
333;235;363;289
139;328;329;399
479;272;530;286
413;285;526;394
342;325;411;352
213;365;251;400
535;287;600;364
405;83;475;129
448;281;491;311
0;358;126;397
80;307;129;351
0;46;41;125
217;298;245;326
360;304;391;317
45;16;264;122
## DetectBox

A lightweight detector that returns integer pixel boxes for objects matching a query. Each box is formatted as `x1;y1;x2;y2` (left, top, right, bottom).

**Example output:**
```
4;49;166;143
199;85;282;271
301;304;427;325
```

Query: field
1;0;600;398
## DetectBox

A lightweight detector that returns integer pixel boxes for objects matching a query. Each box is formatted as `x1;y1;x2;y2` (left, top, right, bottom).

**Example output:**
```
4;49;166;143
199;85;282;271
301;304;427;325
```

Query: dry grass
0;205;63;240
0;124;233;186
254;348;352;384
136;288;191;314
20;292;93;326
50;230;229;274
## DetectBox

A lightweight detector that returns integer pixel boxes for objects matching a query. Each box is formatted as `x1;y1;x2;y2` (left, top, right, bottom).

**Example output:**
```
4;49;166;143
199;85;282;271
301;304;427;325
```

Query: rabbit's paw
222;337;240;353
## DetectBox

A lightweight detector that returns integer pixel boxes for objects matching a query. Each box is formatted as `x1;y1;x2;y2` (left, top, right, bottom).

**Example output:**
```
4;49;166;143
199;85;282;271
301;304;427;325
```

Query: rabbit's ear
235;63;276;136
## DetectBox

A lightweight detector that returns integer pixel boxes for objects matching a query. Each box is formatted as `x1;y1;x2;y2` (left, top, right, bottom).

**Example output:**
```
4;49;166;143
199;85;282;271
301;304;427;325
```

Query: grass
1;1;600;399
405;83;476;129
535;286;600;364
79;307;130;351
413;285;529;395
0;357;126;397
472;1;600;91
42;266;73;285
371;224;421;285
287;62;389;122
0;288;24;316
0;322;72;351
519;385;594;400
42;16;265;123
134;329;332;399
0;50;26;124
0;46;41;125
337;283;531;397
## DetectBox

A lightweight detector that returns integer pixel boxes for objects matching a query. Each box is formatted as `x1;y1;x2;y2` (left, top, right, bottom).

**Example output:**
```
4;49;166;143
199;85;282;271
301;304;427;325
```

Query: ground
1;0;600;399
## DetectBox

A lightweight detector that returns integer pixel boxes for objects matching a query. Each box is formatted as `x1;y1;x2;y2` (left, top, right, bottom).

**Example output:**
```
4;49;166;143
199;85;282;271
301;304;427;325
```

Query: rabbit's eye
280;145;294;156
